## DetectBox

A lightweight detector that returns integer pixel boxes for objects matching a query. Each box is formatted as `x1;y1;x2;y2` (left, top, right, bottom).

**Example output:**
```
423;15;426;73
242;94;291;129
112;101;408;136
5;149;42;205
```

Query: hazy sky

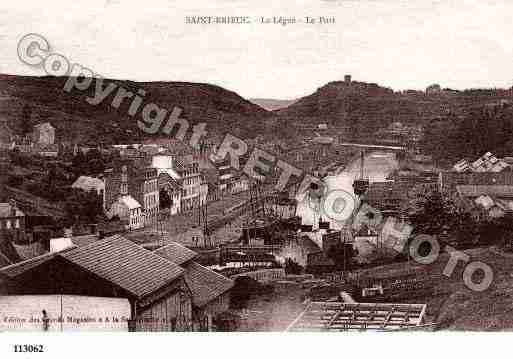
1;0;513;99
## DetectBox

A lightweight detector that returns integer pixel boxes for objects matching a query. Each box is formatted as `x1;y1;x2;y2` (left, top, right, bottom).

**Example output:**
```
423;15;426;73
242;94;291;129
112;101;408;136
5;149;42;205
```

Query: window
6;220;11;229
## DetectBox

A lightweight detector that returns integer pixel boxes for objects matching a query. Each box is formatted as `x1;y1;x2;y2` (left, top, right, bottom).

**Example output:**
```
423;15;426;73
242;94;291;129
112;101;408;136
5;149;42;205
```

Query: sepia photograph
1;1;513;355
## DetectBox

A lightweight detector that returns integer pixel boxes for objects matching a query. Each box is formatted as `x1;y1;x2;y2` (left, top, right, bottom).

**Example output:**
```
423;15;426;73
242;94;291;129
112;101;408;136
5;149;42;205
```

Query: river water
296;151;399;231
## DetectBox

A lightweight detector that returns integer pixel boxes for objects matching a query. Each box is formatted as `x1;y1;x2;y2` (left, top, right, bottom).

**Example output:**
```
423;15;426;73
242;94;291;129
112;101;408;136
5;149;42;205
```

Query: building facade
32;122;55;145
104;159;159;227
177;155;202;211
0;201;26;242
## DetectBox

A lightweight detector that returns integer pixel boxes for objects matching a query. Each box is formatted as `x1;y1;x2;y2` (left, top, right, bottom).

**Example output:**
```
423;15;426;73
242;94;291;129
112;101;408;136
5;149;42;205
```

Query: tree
407;189;460;235
64;189;104;225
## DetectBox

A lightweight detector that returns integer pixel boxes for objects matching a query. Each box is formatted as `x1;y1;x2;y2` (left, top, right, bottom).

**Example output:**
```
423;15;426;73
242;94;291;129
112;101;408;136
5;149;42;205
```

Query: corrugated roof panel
61;235;184;299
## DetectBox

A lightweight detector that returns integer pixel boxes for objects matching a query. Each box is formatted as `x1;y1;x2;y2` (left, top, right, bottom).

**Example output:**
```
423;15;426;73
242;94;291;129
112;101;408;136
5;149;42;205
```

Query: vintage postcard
0;0;513;355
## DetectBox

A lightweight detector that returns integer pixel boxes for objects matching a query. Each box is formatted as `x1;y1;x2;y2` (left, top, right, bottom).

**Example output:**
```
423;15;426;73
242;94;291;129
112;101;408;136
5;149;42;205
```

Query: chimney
344;74;352;83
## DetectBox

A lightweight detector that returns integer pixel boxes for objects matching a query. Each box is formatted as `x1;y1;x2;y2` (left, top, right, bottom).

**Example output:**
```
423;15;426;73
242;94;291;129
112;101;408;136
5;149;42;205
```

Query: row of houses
71;150;251;231
439;170;513;219
0;235;234;331
0;121;58;156
453;152;510;173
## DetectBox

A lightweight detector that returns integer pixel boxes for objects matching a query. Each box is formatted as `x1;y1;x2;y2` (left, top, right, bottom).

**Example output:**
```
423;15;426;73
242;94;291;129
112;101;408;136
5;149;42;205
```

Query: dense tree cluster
406;188;513;249
421;103;513;164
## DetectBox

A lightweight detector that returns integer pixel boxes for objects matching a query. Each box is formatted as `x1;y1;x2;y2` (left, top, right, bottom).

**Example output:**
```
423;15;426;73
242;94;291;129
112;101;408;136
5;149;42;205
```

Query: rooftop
153;242;198;266
71;176;105;192
61;235;184;299
183;261;234;307
0;251;65;278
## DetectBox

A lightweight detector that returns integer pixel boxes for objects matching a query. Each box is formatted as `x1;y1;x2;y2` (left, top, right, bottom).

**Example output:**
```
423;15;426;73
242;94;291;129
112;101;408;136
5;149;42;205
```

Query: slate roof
0;251;63;278
61;235;184;299
153;242;198;266
183;261;234;307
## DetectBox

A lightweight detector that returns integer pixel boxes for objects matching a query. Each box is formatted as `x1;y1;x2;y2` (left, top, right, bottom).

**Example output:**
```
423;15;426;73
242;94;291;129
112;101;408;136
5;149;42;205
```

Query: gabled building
104;159;159;227
0;201;26;242
0;235;233;332
176;155;202;211
0;121;15;150
0;235;192;331
108;195;143;230
455;185;513;219
452;152;509;173
32;122;55;145
154;242;234;331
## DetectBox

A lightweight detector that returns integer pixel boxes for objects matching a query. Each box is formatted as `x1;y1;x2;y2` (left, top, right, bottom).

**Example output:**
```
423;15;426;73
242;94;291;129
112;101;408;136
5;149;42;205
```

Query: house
0;201;26;242
209;158;250;196
104;159;159;226
36;143;59;157
32;122;55;145
158;172;182;216
153;242;233;331
0;121;15;150
108;195;143;230
452;152;509;173
439;171;513;194
455;185;513;219
280;235;322;268
177;155;202;211
0;235;193;331
426;84;441;95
